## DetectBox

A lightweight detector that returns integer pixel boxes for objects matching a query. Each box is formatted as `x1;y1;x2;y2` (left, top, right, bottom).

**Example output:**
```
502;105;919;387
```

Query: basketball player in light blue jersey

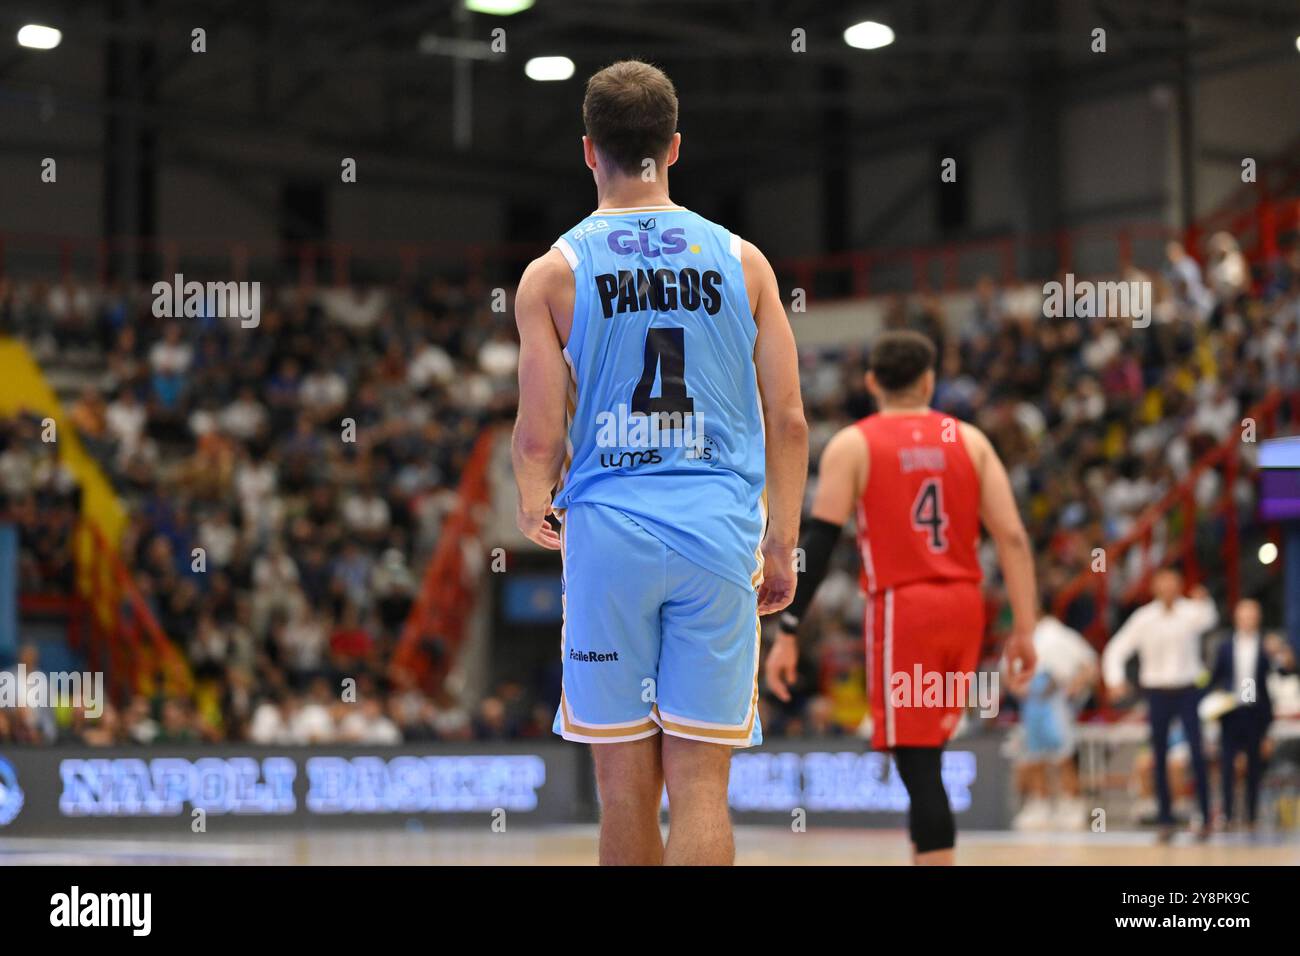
512;60;807;865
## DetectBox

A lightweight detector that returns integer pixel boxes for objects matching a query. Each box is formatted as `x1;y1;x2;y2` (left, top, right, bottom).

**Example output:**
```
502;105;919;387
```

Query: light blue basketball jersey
550;206;765;590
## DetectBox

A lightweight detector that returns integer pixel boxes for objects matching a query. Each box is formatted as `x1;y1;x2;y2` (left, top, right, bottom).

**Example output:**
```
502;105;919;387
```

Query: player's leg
1016;684;1060;827
884;581;982;864
655;549;762;866
1023;760;1047;798
661;735;734;864
1054;752;1086;829
1146;691;1175;823
1175;689;1211;830
1059;752;1081;796
1219;722;1240;825
893;745;954;865
1242;729;1264;827
1012;759;1050;830
551;503;667;864
592;735;664;865
870;593;949;859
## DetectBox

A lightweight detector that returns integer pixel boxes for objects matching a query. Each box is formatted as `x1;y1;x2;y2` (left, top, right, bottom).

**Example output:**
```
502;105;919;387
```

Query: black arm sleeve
777;517;842;635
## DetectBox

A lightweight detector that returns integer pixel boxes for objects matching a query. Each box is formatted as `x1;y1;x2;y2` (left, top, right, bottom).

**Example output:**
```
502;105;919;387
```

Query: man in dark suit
1207;599;1296;829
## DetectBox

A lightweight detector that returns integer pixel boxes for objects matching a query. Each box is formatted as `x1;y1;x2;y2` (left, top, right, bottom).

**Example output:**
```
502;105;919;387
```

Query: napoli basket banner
0;737;1011;834
0;744;586;835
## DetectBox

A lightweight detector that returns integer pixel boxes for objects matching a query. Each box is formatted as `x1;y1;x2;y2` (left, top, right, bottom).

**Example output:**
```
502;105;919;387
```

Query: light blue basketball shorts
553;502;763;747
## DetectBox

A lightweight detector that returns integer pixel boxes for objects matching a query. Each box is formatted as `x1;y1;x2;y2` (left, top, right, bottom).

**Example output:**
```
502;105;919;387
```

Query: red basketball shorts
865;580;985;750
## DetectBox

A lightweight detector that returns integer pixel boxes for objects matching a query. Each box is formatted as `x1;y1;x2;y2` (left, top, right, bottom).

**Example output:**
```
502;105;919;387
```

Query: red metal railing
77;520;192;703
0;232;543;288
774;196;1300;301
392;426;501;692
1052;388;1295;648
1;195;1295;300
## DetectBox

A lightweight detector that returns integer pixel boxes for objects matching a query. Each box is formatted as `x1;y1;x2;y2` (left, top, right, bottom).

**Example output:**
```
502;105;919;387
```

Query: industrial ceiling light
525;56;575;81
17;24;62;50
843;20;895;50
465;0;535;14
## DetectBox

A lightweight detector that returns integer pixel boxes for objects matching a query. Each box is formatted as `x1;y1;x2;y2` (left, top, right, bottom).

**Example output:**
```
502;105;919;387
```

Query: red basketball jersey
854;410;982;595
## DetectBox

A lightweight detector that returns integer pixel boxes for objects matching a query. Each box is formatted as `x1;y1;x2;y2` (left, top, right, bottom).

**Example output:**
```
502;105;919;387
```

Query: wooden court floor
2;827;1297;865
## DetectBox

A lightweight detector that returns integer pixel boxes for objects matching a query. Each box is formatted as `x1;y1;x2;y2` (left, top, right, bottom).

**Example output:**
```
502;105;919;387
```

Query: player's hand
756;537;796;615
1003;628;1036;680
1188;584;1210;601
765;631;799;702
1004;666;1034;697
517;501;561;550
1107;680;1132;702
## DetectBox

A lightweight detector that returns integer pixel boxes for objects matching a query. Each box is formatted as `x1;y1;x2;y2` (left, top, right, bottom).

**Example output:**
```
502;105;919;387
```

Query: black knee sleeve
892;746;955;853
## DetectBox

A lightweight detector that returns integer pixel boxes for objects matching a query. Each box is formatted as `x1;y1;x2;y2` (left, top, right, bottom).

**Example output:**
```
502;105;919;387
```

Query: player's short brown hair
869;330;938;392
583;60;678;176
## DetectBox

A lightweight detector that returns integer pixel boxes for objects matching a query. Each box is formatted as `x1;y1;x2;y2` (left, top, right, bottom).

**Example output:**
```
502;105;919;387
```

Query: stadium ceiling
3;0;1299;197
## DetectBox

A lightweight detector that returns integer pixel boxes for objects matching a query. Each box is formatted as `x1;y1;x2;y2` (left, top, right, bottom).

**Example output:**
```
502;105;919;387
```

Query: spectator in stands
220;665;258;740
197;507;239;570
249;691;292;745
105;387;148;468
1205;232;1251;310
189;611;231;683
372;548;416;633
330;541;374;613
155;698;201;745
339;696;402;745
341;481;391;545
148;320;193;413
70;385;112;464
328;602;376;677
5;224;1294;749
220;385;269;443
251;537;299;634
474;695;512;740
293;678;338;744
0;644;56;744
1163;241;1214;320
75;702;120;747
278;602;328;688
47;277;94;349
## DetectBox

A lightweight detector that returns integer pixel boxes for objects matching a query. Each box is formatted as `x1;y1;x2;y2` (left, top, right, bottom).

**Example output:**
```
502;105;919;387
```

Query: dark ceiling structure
2;0;1298;266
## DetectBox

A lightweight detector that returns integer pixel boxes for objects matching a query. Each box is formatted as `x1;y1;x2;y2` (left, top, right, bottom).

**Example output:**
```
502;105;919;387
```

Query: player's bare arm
511;249;575;551
743;238;809;616
959;421;1037;676
765;424;866;701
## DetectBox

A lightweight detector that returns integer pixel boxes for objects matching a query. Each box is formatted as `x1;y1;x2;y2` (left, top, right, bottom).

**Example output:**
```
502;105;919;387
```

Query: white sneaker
1054;797;1088;831
1013;797;1053;831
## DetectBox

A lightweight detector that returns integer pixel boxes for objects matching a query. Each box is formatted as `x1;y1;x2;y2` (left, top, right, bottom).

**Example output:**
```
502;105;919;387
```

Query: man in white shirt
1102;568;1217;832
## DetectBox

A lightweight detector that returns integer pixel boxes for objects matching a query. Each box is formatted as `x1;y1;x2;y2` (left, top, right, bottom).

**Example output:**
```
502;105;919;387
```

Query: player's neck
595;175;675;211
877;402;931;415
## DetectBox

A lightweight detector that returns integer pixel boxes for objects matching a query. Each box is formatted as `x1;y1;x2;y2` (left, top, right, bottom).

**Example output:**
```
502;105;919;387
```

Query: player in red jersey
767;330;1037;864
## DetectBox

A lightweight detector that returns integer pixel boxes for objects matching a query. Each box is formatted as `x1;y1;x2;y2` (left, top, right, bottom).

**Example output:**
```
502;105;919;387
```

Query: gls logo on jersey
607;226;689;257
